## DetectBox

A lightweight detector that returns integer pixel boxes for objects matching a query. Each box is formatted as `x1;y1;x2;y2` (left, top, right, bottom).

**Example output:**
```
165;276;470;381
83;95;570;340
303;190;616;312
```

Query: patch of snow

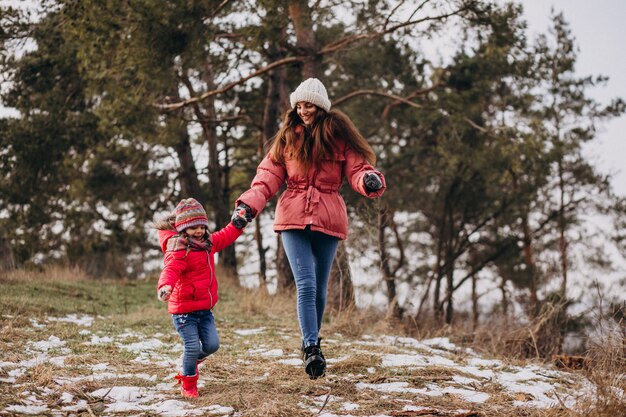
341;402;359;411
261;349;283;357
356;381;426;394
403;405;431;412
4;405;49;415
49;356;67;366
29;318;45;329
88;335;114;344
326;355;349;364
441;386;490;403
422;337;458;351
60;392;73;403
452;375;479;385
381;353;456;367
61;399;88;412
150;400;233;416
458;366;496;379
278;358;302;366
233;327;266;336
8;368;26;378
91;363;109;371
255;371;270;381
48;314;94;326
119;338;165;352
31;335;65;351
467;357;502;367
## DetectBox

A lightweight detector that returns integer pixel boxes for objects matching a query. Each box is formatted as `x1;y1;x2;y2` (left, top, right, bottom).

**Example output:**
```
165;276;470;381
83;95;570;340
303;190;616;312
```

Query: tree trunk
254;218;267;288
181;67;237;277
0;236;16;273
379;205;402;319
500;276;509;318
288;0;321;78
444;259;455;324
288;0;356;303
276;234;295;291
261;46;294;292
433;196;448;322
326;242;356;312
444;197;455;325
202;113;236;274
558;160;568;299
522;212;539;318
172;125;205;205
471;273;478;330
433;243;444;321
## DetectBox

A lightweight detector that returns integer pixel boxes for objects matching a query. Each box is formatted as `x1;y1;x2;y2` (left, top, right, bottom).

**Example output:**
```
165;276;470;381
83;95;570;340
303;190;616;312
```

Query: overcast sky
2;0;624;195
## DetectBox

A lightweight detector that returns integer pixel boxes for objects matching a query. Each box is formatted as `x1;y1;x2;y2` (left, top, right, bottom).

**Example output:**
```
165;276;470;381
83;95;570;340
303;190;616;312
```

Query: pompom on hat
289;78;331;112
174;198;209;232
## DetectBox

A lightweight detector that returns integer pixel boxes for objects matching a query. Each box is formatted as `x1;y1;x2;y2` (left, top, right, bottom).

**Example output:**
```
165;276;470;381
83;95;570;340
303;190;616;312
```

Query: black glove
363;172;383;193
231;203;253;229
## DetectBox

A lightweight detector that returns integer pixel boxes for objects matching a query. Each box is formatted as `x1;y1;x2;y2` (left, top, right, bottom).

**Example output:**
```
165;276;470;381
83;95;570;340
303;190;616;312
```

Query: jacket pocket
192;279;211;301
177;282;194;301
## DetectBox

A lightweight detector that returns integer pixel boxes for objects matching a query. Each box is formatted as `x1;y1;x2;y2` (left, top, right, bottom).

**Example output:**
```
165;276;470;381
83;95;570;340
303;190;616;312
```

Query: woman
232;78;386;379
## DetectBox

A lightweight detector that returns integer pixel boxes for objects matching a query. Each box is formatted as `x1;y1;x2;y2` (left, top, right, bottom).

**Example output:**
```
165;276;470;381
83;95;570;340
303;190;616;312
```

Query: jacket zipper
207;250;213;309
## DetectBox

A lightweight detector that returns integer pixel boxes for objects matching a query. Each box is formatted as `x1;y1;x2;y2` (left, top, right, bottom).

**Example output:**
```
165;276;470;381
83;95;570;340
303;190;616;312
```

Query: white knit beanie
289;78;331;112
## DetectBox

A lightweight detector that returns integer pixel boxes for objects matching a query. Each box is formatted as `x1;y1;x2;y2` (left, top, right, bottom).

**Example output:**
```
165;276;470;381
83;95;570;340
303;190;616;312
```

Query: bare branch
155;2;471;111
381;83;443;119
407;0;431;22
321;5;470;55
463;117;488;133
210;0;232;18
334;89;423;109
156;56;303;111
383;0;408;30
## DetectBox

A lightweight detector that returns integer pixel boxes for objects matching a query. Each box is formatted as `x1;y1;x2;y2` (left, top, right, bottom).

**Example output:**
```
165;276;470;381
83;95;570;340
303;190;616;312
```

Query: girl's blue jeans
172;309;219;376
281;228;339;348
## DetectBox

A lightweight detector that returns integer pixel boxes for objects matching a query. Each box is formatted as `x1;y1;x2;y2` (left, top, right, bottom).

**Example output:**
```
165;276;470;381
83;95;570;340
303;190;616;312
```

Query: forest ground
0;267;623;416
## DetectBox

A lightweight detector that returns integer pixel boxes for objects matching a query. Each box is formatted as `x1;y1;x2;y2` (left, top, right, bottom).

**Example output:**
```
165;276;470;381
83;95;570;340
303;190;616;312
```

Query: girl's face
296;102;318;126
184;225;206;239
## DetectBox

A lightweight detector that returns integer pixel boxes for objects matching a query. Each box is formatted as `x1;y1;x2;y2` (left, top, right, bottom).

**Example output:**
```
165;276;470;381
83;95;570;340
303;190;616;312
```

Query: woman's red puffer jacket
157;223;242;314
236;139;385;240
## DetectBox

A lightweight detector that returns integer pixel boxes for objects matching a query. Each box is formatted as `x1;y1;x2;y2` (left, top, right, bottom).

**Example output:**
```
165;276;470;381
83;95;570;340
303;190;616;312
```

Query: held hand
231;203;253;229
363;172;383;193
158;285;172;302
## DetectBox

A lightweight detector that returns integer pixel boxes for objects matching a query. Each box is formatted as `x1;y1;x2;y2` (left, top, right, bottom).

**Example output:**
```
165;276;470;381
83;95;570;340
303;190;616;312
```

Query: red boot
174;373;199;398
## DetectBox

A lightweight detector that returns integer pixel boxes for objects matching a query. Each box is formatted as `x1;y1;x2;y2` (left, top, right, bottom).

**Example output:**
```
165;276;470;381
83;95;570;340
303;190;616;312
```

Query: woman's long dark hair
268;107;376;170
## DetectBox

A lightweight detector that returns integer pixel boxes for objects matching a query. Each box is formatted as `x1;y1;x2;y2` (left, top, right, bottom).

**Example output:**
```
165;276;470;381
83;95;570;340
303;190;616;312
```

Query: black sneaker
303;345;326;379
317;337;325;361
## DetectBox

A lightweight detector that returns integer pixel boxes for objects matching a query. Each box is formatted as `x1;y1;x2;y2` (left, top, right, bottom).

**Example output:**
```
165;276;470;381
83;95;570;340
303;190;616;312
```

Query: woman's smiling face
296;102;318;125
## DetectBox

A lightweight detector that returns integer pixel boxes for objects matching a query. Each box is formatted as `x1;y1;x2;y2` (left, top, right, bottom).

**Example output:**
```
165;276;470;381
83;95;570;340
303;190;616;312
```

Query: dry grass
567;319;626;417
1;265;89;282
1;266;624;416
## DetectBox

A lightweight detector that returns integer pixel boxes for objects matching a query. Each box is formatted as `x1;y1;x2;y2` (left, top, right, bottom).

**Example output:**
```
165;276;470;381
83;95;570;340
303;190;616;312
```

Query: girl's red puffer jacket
157;223;242;314
235;139;385;240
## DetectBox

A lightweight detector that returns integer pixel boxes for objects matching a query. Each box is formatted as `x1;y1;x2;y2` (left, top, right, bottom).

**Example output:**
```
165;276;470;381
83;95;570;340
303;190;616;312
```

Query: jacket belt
286;184;339;214
286;183;339;193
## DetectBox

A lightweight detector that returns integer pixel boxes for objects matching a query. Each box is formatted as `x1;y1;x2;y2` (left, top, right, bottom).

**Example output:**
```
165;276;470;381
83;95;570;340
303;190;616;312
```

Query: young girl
232;78;386;379
155;197;249;398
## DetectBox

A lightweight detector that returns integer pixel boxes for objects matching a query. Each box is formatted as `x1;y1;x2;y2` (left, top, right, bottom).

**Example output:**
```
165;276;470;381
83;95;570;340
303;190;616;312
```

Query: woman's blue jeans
172;310;219;376
281;228;339;348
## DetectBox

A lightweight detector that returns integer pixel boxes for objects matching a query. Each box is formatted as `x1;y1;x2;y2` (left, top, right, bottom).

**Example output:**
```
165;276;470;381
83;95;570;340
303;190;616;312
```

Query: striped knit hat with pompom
174;198;209;232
